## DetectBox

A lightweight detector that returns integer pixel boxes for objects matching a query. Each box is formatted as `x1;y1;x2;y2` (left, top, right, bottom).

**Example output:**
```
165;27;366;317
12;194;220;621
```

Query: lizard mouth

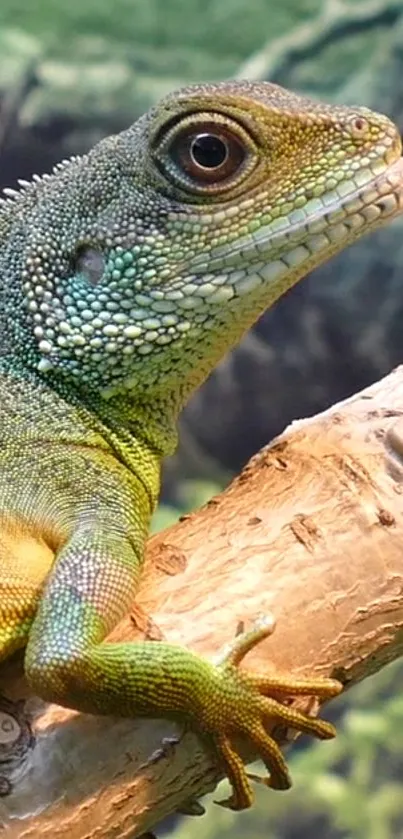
189;154;403;292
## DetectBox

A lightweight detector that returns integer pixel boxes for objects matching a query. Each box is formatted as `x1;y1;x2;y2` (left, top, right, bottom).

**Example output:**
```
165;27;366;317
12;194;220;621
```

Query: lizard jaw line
191;156;403;284
101;154;403;402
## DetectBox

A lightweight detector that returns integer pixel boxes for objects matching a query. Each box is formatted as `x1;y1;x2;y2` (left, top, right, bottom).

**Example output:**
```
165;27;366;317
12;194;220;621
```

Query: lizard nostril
354;117;366;131
348;115;370;139
344;114;371;140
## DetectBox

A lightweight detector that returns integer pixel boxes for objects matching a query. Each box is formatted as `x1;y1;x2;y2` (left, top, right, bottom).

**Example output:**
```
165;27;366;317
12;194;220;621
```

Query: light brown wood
2;364;403;837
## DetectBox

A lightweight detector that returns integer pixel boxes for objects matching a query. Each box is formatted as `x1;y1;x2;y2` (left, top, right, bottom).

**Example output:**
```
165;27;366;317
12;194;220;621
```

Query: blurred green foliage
0;0;319;60
0;0;322;128
2;0;400;133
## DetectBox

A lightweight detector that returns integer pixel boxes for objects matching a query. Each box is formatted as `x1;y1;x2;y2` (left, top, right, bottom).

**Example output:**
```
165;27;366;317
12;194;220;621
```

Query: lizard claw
203;617;342;810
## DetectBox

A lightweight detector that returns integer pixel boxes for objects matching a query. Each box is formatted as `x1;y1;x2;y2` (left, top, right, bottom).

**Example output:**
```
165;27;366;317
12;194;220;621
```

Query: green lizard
0;80;402;811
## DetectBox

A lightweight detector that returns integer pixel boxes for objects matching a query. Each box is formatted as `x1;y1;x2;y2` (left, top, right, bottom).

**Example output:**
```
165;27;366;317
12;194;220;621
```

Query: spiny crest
0;155;81;211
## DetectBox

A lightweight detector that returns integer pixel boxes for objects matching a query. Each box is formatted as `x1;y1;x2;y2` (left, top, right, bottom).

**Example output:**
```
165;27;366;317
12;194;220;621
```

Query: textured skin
0;80;403;809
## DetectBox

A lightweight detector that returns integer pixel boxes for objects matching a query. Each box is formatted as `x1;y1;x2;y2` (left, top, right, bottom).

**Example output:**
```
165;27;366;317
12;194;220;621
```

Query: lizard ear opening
73;246;105;287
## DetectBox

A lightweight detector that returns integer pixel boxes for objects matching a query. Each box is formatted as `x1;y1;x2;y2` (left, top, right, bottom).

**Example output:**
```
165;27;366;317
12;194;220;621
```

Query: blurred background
1;0;403;836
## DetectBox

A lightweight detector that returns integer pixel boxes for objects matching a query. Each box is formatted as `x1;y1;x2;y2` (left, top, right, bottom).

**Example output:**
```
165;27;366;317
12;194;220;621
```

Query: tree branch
2;365;403;837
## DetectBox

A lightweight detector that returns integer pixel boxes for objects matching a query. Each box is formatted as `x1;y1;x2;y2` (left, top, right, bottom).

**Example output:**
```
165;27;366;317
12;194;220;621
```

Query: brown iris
172;122;246;185
152;112;257;197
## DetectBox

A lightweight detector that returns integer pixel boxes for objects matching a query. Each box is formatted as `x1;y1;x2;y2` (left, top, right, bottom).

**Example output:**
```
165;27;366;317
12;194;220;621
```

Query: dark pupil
190;134;228;169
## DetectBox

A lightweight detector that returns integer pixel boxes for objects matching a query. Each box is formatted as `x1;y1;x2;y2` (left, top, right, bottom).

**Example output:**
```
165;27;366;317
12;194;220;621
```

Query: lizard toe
199;617;341;809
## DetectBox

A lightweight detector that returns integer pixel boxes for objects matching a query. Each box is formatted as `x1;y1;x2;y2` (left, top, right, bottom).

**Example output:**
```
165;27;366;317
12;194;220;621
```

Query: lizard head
2;81;403;411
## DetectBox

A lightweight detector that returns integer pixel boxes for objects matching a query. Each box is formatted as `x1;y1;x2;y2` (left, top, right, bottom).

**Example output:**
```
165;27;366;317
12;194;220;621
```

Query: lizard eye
152;113;258;197
172;123;245;184
190;133;229;169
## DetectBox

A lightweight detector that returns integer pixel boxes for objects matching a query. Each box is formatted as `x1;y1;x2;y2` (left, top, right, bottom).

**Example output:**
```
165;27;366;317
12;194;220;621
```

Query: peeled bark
2;365;403;838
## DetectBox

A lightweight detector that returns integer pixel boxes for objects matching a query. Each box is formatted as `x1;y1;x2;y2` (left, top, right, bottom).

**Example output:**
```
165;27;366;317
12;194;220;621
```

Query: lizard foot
198;616;342;810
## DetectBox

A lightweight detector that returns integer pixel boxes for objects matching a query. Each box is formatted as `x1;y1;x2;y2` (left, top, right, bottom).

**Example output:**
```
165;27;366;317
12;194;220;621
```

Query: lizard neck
0;357;177;494
81;385;180;461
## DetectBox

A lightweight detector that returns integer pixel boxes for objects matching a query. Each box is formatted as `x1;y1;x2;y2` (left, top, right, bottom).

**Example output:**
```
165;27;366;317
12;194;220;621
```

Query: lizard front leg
23;456;341;810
